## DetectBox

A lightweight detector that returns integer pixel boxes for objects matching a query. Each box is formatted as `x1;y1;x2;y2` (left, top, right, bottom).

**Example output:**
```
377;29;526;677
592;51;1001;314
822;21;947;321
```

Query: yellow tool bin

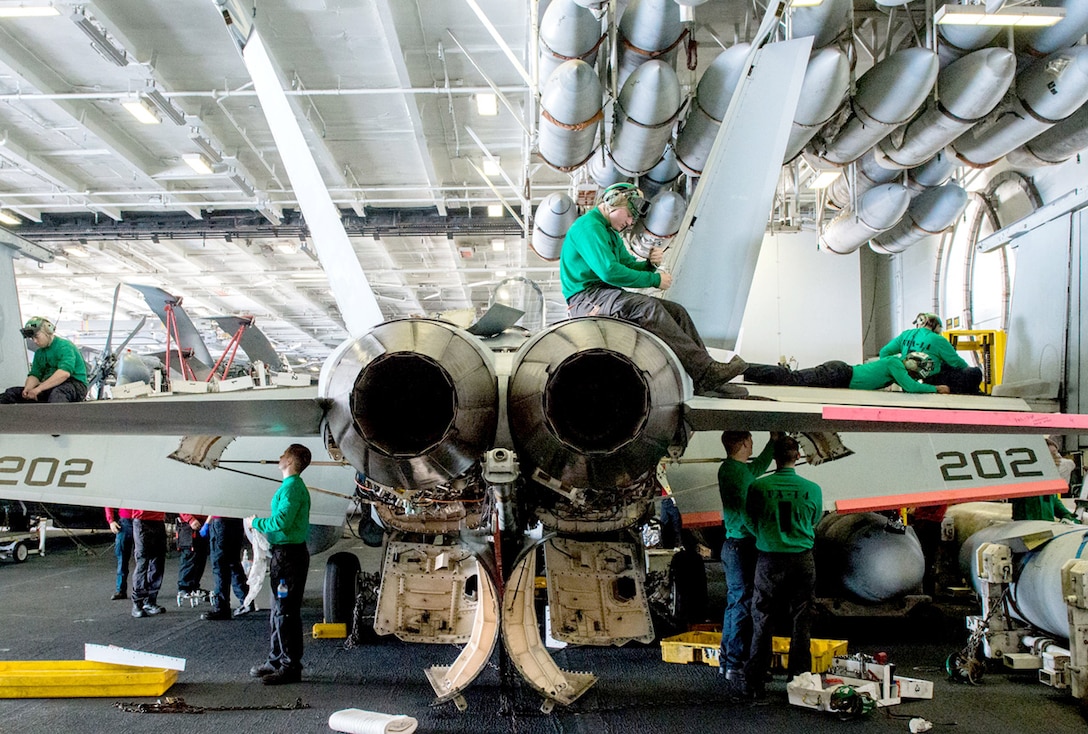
660;631;723;667
0;660;177;698
944;329;1006;395
771;637;848;674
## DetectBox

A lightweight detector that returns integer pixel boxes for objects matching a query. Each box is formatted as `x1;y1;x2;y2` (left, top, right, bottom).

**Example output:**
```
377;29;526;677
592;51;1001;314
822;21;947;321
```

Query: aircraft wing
683;384;1088;435
127;283;215;367
0;387;323;436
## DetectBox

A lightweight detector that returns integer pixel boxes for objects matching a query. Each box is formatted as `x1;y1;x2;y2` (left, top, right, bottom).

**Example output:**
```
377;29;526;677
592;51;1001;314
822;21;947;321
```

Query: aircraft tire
323;551;361;634
13;542;28;563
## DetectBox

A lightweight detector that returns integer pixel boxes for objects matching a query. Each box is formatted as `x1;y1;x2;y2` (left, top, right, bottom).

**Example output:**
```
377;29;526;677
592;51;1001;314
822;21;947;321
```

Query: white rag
328;709;418;734
242;524;271;609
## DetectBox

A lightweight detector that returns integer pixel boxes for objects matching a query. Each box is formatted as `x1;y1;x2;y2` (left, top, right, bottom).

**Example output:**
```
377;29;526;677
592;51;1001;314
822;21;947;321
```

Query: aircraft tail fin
0;247;28;387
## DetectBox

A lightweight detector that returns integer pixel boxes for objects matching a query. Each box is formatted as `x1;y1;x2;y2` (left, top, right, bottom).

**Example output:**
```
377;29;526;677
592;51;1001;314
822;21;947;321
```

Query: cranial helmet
913;312;942;333
903;351;935;380
20;316;53;339
599;182;650;219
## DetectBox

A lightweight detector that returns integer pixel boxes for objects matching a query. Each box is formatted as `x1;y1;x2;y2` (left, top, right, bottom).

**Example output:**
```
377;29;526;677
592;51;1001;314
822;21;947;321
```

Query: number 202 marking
0;456;93;488
937;447;1044;482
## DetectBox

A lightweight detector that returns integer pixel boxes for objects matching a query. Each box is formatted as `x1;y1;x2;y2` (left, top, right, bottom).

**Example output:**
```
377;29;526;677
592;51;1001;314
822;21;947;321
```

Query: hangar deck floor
0;532;1085;734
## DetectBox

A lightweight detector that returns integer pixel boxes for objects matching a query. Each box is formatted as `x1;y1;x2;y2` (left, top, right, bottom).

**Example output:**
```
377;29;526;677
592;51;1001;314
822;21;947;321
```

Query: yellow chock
312;622;347;639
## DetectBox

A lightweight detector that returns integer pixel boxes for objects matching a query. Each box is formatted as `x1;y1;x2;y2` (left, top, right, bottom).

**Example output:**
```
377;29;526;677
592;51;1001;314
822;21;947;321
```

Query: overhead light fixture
182;153;214;175
122;95;161;124
0;3;60;17
809;170;842;189
189;131;224;163
490;238;505;252
228;171;256;198
487;204;503;217
65;246;90;258
0;210;21;225
934;3;1065;27
476;93;498;116
482;157;502;176
69;8;129;66
143;86;187;126
790;0;825;7
275;242;298;255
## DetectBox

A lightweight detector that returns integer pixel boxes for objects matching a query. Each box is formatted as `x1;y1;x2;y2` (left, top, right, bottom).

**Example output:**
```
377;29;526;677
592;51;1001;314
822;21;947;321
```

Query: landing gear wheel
323;551;361;635
12;542;28;563
945;651;984;685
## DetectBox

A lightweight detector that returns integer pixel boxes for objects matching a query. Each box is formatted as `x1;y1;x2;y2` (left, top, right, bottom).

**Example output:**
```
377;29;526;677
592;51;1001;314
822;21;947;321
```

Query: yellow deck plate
0;661;177;698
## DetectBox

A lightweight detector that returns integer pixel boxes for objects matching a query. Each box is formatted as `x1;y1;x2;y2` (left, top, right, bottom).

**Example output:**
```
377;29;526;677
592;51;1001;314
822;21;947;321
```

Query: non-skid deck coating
0;532;1085;734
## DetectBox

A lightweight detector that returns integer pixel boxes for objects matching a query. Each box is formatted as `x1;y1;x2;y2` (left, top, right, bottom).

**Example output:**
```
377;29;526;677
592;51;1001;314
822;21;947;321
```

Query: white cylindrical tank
610;60;682;176
1019;0;1088;60
819;183;911;255
538;0;604;88
878;48;1016;169
531;192;579;262
816;512;925;603
586;150;629;188
790;0;851;49
783;47;851;164
952;46;1088;168
616;0;684;90
826;149;900;211
961;520;1088;638
1006;100;1088;167
674;44;749;177
870;183;968;255
640;145;681;198
811;48;939;166
906;151;956;192
538;60;604;171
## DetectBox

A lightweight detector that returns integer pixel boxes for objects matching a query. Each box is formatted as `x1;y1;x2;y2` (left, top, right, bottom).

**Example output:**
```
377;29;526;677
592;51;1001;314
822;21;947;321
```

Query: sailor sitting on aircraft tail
879;312;983;395
560;182;749;399
742;353;950;394
0;317;88;404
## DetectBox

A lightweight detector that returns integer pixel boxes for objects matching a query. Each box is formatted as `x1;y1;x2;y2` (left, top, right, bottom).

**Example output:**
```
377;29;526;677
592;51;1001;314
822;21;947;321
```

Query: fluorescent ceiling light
0;4;60;17
791;0;825;7
487;204;503;217
809;170;842;189
0;210;20;225
65;246;90;258
476;93;498;116
490;238;505;252
144;87;186;126
276;242;299;255
122;96;161;124
482;157;501;176
182;153;214;175
70;8;129;66
934;4;1065;26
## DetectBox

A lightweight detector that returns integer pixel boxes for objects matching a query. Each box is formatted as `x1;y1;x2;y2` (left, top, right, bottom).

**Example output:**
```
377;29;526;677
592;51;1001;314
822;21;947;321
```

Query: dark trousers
113;518;134;595
267;543;310;672
209;518;249;613
0;377;88;404
744;549;816;690
744;361;852;389
927;366;983;395
176;528;209;592
720;536;758;672
567;285;714;381
132;519;166;607
913;519;942;597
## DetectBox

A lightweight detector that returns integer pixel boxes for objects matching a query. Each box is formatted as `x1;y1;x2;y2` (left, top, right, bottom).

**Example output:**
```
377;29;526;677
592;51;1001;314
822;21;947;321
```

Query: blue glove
199;523;209;537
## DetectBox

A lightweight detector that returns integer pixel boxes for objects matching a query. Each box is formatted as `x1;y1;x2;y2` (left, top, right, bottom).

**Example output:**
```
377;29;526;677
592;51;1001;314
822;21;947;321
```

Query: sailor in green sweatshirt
743;353;951;394
738;437;822;700
245;443;312;685
878;312;982;394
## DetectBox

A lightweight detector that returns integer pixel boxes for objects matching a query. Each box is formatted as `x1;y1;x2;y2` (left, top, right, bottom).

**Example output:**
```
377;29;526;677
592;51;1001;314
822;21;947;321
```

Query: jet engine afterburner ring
351;352;455;457
543;349;650;454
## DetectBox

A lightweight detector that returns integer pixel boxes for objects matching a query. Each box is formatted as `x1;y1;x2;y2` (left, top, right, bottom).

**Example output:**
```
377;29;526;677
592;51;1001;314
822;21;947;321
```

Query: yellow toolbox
660;631;722;667
0;660;177;698
772;637;848;674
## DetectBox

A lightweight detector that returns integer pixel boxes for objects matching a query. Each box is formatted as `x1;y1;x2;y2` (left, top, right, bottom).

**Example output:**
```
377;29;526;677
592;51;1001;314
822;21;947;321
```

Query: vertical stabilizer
0;249;28;387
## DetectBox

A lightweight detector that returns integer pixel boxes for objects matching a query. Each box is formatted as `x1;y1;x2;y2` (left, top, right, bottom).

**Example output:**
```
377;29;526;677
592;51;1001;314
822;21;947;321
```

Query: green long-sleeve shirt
745;468;823;553
878;328;967;377
29;336;88;385
559;208;660;300
718;440;775;540
252;474;311;545
1011;494;1077;522
849;356;938;393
